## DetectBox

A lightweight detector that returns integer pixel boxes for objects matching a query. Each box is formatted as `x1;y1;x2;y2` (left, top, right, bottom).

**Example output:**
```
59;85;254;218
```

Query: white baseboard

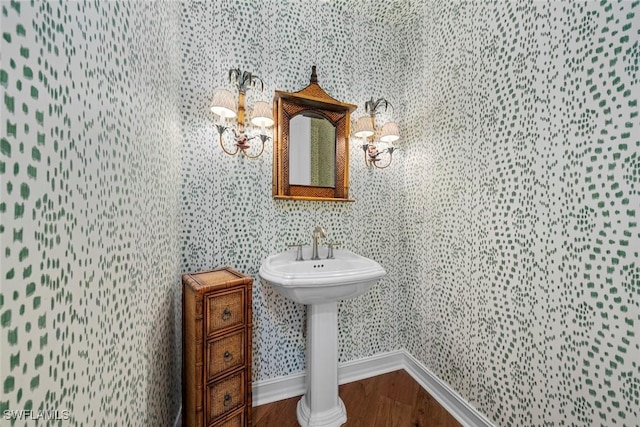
251;349;494;427
337;349;405;385
251;370;307;407
251;350;406;407
403;351;495;427
173;405;182;427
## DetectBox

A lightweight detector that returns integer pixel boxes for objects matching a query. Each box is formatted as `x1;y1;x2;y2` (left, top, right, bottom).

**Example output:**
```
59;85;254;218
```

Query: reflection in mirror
289;113;336;187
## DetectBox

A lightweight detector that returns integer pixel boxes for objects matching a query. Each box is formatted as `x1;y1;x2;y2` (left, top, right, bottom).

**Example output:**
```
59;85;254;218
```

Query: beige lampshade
250;101;274;128
354;116;374;138
380;121;400;143
210;88;237;119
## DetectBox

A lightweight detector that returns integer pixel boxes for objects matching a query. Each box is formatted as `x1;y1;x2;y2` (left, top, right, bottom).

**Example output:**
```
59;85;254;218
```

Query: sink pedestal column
297;301;347;427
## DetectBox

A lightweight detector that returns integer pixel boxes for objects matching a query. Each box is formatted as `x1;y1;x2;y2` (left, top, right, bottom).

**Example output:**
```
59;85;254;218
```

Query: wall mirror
273;66;357;201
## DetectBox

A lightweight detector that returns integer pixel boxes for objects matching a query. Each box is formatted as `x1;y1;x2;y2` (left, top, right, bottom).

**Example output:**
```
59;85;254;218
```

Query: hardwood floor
253;370;462;427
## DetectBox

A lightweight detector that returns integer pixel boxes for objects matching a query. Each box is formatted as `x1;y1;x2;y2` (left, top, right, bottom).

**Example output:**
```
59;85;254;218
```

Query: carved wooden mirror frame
273;66;357;202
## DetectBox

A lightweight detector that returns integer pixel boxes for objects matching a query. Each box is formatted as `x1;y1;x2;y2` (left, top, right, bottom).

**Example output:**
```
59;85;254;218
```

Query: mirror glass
289;113;336;187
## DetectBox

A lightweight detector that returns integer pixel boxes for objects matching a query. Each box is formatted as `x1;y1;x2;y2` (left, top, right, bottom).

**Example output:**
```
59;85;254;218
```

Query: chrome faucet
311;226;327;260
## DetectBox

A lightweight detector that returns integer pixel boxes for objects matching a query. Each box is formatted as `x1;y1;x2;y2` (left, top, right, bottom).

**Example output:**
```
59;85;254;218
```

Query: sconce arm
362;144;394;169
215;126;240;156
240;134;269;159
372;147;394;169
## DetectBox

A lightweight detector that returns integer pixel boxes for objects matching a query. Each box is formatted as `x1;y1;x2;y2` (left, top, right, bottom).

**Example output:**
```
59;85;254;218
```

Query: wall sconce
353;97;400;169
210;68;274;158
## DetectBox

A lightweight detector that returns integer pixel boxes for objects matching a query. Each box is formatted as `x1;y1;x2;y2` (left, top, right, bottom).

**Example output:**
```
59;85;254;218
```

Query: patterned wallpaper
402;1;640;426
2;0;638;426
0;1;182;425
180;0;408;381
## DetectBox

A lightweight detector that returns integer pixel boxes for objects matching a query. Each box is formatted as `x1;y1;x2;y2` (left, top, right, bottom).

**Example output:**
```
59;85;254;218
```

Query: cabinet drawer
207;329;245;380
206;370;246;423
206;288;245;336
209;409;244;427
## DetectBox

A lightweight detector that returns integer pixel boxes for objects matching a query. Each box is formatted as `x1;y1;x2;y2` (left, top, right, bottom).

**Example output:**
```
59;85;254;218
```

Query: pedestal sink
259;246;386;427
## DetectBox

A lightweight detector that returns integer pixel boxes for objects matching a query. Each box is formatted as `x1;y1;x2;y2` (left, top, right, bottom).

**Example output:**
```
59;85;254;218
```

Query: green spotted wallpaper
1;1;182;425
2;0;639;426
402;1;640;426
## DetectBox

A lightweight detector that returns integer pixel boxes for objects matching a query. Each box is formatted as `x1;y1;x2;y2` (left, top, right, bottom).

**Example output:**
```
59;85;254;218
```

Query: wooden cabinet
183;267;252;427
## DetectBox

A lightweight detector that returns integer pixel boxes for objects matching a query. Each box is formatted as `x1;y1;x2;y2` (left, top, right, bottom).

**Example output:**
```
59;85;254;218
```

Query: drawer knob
223;393;232;406
221;308;231;320
223;351;233;362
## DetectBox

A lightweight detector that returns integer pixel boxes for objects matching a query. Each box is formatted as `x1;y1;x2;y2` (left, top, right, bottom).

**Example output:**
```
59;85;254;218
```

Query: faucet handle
326;242;341;259
287;243;304;261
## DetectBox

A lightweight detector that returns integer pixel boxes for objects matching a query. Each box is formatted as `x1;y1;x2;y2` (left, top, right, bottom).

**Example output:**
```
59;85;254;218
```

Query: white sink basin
259;247;386;304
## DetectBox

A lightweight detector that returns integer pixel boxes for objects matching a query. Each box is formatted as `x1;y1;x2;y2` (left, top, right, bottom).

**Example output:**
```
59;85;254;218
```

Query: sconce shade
354;116;375;138
379;121;400;143
210;88;237;119
250;101;274;128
